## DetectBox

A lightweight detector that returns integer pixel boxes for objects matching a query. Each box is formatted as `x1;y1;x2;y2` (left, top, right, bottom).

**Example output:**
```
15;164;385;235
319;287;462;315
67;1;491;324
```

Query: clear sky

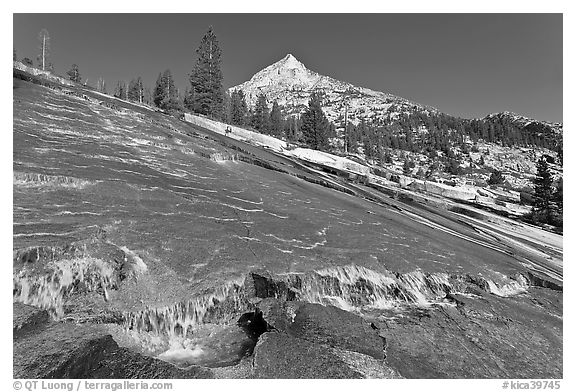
13;13;562;123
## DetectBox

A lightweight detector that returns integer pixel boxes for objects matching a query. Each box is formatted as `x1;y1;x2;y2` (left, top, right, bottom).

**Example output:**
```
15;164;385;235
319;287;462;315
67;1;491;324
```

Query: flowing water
12;78;562;373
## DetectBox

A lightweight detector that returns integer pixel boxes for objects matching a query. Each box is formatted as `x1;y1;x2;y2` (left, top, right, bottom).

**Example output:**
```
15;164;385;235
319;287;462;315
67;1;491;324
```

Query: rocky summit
13;64;562;379
230;53;435;125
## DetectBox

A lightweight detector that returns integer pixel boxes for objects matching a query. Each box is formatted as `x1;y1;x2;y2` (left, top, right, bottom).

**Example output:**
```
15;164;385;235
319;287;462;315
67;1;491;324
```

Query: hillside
229;54;562;154
13;66;562;379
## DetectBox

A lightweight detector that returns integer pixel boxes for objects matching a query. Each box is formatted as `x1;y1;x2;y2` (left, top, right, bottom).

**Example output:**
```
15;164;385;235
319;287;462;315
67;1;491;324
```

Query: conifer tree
488;169;504;185
230;90;248;126
300;92;330;151
223;91;232;124
128;77;144;103
188;26;224;119
552;176;563;227
154;70;181;112
251;93;270;133
153;73;165;107
114;81;127;100
269;100;283;137
284;115;300;142
532;156;554;224
403;158;414;176
67;64;81;83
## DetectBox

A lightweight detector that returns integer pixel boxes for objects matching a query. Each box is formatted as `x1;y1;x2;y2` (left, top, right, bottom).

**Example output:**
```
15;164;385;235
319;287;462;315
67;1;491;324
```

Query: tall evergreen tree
532;156;554;224
284;115;300;142
230;90;248;126
188;26;224;119
403;158;413;176
300;92;331;151
154;69;181;112
114;81;128;100
269;100;282;137
143;87;153;106
128;77;144;103
67;64;81;83
251;93;270;133
153;73;165;107
552;176;563;225
222;91;232;124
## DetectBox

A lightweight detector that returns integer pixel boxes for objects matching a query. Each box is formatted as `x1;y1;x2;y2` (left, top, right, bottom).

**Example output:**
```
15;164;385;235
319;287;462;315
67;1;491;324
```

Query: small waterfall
481;273;530;297
13;242;148;318
122;278;249;338
290;265;452;310
13;257;117;318
119;278;252;367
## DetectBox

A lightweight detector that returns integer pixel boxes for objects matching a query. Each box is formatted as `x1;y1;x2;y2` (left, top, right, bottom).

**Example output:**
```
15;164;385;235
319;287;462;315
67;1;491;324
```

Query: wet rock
92;346;214;379
256;297;301;332
252;332;362;379
13;321;213;379
13;303;49;338
289;303;387;360
524;271;562;291
379;288;562;378
330;347;403;379
244;270;295;300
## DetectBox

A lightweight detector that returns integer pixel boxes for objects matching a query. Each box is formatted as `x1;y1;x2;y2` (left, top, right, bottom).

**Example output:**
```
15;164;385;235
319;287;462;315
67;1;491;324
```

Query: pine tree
128;77;144;103
154;73;165;107
346;123;358;154
532;156;554;224
251;93;270;133
300;92;330;151
284;115;300;142
154;70;181;112
67;64;81;83
488;169;504;185
222;91;232;124
403;159;413;176
114;81;127;100
230;90;248;126
22;58;33;67
37;29;50;71
188;26;224;119
552;176;563;227
269;100;283;137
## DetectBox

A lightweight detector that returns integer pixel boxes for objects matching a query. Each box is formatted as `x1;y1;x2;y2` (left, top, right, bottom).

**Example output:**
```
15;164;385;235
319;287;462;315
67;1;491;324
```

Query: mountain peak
230;54;428;126
276;53;306;70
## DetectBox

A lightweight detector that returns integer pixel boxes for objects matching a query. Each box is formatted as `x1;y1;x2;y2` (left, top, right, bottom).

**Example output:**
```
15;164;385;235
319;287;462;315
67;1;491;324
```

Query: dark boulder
252;332;362;379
